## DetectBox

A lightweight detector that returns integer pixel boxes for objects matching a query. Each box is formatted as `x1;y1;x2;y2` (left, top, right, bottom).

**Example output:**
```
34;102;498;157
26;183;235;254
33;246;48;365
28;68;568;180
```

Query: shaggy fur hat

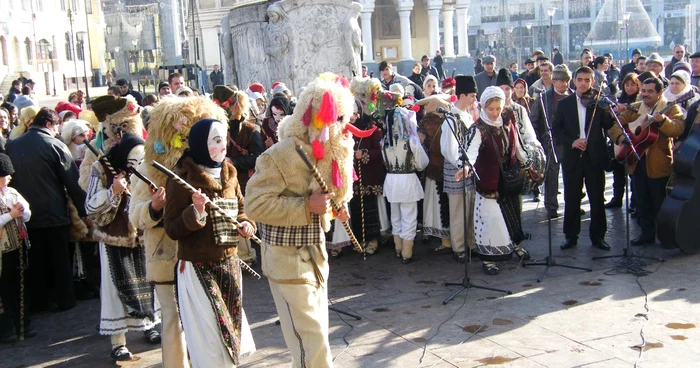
350;77;382;116
496;68;514;88
0;153;14;177
91;95;142;141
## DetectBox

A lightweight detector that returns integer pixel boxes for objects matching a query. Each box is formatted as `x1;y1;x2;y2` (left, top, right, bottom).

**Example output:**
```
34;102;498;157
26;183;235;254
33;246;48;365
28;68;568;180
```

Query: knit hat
483;55;496;64
671;70;690;86
184;118;222;168
480;86;505;104
158;81;170;92
496;68;514;88
60;119;91;144
673;61;692;75
646;53;664;67
455;75;477;96
115;79;129;87
631;48;642;57
175;86;193;96
552;64;572;81
92;95;128;122
106;132;145;172
247;83;265;95
212;85;236;106
0;153;14;177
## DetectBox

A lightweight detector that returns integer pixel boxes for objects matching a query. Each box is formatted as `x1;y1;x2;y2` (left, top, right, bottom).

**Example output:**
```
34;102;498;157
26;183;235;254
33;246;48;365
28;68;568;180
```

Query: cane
151;161;261;279
294;145;365;258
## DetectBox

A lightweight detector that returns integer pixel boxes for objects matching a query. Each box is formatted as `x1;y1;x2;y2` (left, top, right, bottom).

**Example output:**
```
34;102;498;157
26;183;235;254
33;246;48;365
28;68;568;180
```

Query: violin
578;88;617;110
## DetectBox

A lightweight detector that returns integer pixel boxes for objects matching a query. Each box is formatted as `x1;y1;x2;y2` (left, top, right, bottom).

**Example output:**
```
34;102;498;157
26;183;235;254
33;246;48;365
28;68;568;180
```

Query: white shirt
576;95;587;139
440;105;473;168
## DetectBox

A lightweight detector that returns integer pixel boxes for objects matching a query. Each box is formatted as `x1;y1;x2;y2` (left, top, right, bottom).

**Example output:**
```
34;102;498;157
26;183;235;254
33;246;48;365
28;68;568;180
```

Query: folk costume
463;87;530;275
85;132;160;361
440;76;478;261
382;106;429;264
246;73;377;368
214;86;262;266
0;154;32;341
129;97;227;367
164;119;257;368
419;111;451;248
261;95;293;149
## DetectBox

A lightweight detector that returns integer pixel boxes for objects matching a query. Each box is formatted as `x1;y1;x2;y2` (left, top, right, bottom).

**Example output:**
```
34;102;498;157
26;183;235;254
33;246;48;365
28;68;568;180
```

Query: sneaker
144;328;161;344
111;345;133;361
482;262;500;275
513;246;531;261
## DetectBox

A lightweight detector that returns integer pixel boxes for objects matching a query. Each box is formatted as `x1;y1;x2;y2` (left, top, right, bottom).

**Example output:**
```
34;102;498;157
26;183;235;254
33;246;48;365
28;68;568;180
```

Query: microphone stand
441;110;512;305
592;105;664;263
524;89;592;282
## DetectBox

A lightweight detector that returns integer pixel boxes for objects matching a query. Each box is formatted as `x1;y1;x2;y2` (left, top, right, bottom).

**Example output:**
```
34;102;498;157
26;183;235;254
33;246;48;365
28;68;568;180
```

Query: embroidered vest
98;160;132;239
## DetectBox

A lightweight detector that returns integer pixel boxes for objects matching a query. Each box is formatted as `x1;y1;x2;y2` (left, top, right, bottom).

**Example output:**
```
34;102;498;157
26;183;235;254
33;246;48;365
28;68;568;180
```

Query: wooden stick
151;160;261;279
84;141;131;196
294;145;365;257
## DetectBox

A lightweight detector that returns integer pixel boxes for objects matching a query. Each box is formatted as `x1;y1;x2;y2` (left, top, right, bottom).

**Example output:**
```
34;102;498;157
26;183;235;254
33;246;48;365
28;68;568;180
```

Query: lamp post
547;7;556;59
526;22;533;54
131;39;138;92
68;8;80;91
507;27;514;65
623;12;631;64
77;31;90;100
114;46;120;79
47;44;57;96
216;24;223;70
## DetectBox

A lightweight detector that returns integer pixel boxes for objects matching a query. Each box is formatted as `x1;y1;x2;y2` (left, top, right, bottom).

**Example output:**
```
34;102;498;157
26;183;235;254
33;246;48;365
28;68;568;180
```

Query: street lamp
67;8;80;91
623;12;631;63
77;31;90;100
216;24;223;72
547;7;556;58
526;22;534;54
114;46;120;76
47;44;57;96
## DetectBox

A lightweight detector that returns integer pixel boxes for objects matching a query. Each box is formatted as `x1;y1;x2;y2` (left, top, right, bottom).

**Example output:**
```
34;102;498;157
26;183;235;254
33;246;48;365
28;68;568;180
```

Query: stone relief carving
221;16;237;87
222;0;361;93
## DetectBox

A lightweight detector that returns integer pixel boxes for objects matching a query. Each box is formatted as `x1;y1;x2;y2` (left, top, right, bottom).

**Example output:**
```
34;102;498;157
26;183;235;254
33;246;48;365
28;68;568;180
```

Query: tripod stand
329;304;361;320
524;89;592;282
592;109;663;263
439;110;512;305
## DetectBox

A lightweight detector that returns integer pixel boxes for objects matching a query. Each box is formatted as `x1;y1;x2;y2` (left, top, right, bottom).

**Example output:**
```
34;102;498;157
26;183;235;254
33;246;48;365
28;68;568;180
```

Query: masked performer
246;73;374;367
129;97;227;367
164;118;257;367
85;127;160;361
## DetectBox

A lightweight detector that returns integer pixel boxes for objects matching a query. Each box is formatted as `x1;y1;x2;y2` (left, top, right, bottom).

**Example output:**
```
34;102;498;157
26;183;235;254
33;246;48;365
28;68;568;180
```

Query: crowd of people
0;42;694;367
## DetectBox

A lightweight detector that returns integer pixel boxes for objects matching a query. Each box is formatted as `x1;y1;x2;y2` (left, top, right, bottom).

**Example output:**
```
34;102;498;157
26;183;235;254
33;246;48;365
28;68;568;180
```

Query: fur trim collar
177;156;237;193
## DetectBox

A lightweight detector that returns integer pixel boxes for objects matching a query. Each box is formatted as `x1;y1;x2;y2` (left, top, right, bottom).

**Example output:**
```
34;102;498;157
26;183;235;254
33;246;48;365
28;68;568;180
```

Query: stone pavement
1;146;698;367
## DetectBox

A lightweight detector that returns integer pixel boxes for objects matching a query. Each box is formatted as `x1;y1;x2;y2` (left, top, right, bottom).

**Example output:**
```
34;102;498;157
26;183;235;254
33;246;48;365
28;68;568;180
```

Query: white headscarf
479;86;506;127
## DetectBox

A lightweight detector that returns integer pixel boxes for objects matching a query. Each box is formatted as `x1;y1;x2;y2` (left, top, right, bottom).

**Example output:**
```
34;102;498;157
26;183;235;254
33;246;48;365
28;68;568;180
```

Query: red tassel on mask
312;140;325;160
410;103;421;112
317;91;337;125
302;104;313;127
331;160;342;188
450;94;458;103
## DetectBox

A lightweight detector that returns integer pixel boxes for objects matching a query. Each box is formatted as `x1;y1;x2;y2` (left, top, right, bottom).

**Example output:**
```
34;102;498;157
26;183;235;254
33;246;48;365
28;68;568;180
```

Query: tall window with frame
65;33;73;61
24;38;32;64
85;0;92;14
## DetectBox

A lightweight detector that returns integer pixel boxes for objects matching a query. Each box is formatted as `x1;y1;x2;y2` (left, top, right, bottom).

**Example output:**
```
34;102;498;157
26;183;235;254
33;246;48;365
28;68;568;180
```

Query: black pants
562;153;607;242
633;157;668;240
27;226;74;312
611;161;626;201
0;249;30;335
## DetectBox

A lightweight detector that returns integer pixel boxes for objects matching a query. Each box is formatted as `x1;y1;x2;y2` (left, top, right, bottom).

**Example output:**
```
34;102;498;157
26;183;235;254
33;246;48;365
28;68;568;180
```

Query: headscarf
182;118;222;168
107;132;145;172
479;86;506;127
664;71;692;103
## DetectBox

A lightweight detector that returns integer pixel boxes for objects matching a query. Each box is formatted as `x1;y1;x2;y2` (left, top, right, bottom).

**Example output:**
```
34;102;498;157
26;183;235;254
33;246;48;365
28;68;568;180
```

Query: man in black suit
552;67;625;250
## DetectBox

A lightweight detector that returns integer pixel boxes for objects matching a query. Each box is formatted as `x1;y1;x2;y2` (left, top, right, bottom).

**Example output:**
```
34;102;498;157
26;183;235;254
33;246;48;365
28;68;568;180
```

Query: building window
65;33;73;61
77;41;84;61
24;38;32;64
37;39;50;60
221;0;234;7
199;0;215;10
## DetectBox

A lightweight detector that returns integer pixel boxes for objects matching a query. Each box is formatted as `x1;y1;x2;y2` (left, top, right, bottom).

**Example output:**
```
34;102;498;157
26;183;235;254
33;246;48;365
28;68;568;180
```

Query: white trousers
154;284;188;368
378;196;391;235
269;280;333;368
177;260;256;368
390;202;418;240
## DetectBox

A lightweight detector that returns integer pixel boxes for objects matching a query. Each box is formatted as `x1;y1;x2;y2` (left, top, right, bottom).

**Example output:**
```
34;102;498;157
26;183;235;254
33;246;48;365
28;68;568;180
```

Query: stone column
427;8;440;55
442;5;455;58
398;3;414;60
360;0;375;62
455;6;469;56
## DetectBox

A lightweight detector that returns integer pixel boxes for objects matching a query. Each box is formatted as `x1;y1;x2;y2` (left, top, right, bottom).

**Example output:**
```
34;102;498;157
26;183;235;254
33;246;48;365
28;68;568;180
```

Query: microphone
436;107;454;115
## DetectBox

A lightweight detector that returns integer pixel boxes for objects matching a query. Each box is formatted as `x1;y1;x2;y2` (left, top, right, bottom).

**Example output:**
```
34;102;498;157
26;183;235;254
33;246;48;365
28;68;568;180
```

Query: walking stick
151;161;262;279
294;145;365;258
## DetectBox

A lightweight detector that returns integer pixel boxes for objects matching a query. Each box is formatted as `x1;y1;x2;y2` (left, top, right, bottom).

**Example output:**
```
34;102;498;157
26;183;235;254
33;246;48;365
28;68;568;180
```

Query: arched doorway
12;37;22;70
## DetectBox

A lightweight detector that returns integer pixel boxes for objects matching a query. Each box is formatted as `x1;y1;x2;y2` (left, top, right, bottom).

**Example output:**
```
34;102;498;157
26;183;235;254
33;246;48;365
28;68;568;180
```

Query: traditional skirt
498;194;527;245
326;218;352;250
473;193;514;262
176;258;255;367
349;194;381;244
99;243;160;335
422;178;450;239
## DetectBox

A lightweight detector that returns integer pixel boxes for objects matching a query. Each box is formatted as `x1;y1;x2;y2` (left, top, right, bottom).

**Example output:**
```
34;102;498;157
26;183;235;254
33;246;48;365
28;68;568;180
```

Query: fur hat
552;64;572;81
646;53;664;67
496;68;514;88
350;77;382;116
455;75;477;96
212;85;237;106
92;95;128;122
91;95;142;140
0;153;14;177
